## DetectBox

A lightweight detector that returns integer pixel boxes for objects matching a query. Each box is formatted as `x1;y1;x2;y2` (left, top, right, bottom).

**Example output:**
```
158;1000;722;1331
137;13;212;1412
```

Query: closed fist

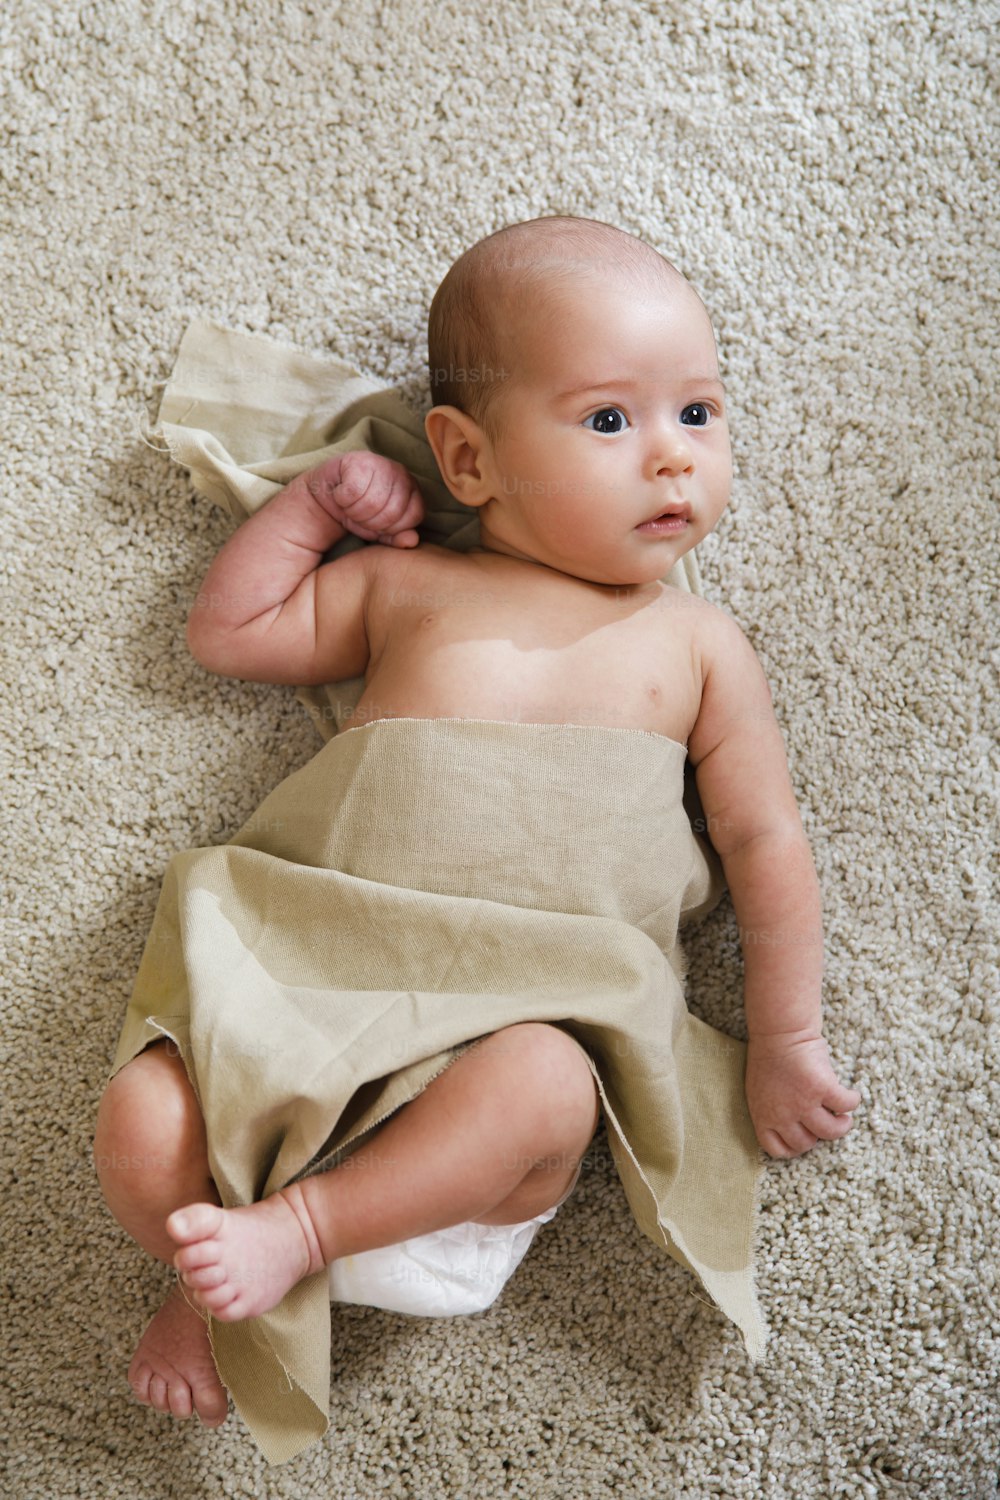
327;451;425;548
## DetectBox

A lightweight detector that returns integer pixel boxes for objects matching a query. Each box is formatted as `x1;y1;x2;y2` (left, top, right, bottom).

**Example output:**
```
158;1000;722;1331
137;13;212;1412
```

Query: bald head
428;216;690;438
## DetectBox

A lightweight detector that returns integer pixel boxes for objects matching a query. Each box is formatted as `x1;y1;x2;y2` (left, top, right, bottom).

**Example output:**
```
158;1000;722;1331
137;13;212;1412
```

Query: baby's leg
95;1040;218;1261
94;1041;228;1427
171;1022;598;1323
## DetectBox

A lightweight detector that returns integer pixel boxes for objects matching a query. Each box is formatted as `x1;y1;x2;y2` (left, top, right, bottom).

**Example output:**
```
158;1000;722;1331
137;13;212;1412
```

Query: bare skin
128;1284;228;1427
96;1024;598;1422
100;229;860;1430
95;1040;228;1426
189;441;859;1154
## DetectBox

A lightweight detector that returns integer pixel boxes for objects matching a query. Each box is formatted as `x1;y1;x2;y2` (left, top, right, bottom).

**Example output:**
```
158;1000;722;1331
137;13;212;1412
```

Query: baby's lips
641;499;691;524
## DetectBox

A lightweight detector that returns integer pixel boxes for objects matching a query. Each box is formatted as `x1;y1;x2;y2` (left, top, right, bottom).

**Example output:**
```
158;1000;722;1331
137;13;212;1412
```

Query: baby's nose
650;424;694;475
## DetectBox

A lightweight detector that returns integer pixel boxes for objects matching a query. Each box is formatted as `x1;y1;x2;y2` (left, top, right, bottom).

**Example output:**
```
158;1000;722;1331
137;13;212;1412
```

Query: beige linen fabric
112;321;763;1464
112;716;764;1464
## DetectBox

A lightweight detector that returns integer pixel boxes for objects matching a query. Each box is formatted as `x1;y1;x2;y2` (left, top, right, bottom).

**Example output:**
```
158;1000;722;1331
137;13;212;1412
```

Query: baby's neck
465;543;658;597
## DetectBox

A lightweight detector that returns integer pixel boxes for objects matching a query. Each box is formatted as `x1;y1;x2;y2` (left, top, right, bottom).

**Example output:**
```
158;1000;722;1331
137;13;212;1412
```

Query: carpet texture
2;2;996;1497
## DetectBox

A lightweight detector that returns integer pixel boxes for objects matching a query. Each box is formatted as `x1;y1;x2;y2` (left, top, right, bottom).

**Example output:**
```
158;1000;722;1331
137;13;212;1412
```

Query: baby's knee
494;1023;599;1141
94;1041;205;1183
495;1020;591;1077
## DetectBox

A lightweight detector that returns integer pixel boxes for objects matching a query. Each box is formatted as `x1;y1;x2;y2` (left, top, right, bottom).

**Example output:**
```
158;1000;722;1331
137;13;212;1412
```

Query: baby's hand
745;1031;861;1160
322;451;425;548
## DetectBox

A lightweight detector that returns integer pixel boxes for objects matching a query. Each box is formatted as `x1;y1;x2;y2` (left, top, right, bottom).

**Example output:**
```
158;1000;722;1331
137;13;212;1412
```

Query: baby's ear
424;406;493;509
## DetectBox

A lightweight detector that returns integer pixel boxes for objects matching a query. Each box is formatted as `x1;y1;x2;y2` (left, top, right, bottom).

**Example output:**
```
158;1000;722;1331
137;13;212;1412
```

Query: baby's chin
550;559;680;590
571;545;697;590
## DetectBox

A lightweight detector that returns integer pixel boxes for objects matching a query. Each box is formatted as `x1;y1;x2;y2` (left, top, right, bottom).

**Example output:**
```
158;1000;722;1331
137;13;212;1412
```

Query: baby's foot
167;1191;323;1322
128;1282;229;1427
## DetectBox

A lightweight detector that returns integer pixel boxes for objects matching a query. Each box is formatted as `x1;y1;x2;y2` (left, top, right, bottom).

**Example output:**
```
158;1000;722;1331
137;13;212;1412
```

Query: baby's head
426;216;732;587
429;217;690;438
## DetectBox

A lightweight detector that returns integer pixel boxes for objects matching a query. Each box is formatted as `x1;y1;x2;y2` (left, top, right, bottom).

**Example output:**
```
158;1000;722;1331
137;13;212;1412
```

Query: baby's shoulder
360;540;455;588
365;540;465;580
362;540;480;621
654;587;751;653
654;593;768;722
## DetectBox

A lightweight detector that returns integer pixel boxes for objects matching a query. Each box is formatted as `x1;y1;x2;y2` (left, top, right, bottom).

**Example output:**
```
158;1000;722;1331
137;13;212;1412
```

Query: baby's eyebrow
559;373;725;399
559;376;642;398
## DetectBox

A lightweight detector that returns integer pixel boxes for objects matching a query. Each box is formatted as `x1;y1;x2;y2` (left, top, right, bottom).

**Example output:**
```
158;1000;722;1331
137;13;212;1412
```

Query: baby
95;215;860;1433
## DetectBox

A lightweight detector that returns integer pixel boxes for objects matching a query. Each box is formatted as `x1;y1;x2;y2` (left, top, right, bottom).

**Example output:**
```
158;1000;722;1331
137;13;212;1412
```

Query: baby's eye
680;403;712;427
583;407;629;435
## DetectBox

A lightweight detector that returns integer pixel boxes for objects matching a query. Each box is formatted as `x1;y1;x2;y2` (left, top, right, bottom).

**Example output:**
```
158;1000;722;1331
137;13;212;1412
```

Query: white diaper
328;1167;581;1318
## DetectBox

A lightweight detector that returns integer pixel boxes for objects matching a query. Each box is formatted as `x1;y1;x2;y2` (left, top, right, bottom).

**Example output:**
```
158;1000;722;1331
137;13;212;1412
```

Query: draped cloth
112;323;765;1463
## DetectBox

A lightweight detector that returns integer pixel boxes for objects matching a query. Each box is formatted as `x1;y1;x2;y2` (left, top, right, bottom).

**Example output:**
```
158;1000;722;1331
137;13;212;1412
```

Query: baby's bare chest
360;551;703;743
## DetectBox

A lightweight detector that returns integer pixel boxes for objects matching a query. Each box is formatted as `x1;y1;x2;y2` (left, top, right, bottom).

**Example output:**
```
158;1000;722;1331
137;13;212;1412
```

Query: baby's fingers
336;453;408;524
758;1124;818;1160
805;1100;858;1144
379;524;421;548
375;484;425;547
757;1101;859;1157
829;1082;862;1114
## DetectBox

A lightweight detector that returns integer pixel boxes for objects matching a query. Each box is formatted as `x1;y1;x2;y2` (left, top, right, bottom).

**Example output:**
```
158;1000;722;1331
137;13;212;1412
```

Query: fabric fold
114;323;764;1464
113;716;765;1464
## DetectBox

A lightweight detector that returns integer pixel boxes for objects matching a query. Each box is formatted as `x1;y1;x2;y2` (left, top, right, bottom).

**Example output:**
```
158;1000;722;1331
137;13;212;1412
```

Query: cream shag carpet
3;2;997;1497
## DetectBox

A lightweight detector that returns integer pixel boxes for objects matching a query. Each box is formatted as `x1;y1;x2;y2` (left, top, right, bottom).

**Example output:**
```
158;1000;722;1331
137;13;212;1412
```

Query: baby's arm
687;610;861;1159
185;453;423;685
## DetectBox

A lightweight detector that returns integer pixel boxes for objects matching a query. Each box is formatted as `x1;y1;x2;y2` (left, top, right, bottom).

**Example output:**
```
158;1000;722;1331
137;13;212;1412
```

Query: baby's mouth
635;502;691;532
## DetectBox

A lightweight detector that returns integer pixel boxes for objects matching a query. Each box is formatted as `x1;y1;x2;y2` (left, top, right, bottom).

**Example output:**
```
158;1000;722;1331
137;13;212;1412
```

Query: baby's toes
128;1355;154;1406
190;1282;242;1318
167;1202;224;1248
145;1371;170;1414
179;1261;229;1291
202;1287;249;1322
164;1373;194;1419
135;1362;194;1420
172;1239;224;1281
192;1378;229;1428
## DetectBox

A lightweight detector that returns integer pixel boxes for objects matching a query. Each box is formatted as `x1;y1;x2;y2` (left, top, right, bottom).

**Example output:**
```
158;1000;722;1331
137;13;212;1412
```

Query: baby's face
475;271;732;587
